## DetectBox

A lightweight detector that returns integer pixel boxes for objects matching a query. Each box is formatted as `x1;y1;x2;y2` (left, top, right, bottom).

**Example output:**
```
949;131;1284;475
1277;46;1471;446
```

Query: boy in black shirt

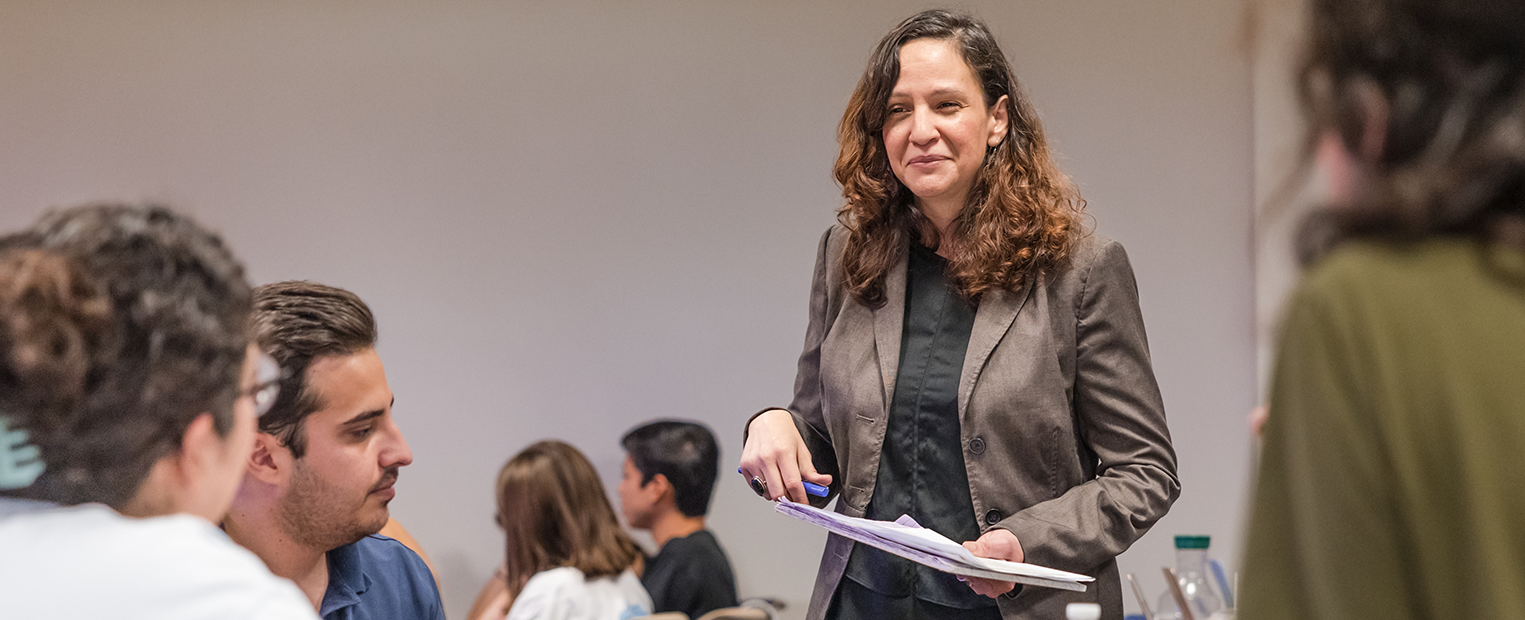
617;420;739;618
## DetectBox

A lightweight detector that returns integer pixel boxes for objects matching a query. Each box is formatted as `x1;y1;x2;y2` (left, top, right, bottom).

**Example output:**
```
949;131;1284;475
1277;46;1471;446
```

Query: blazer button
984;509;1003;525
969;436;986;454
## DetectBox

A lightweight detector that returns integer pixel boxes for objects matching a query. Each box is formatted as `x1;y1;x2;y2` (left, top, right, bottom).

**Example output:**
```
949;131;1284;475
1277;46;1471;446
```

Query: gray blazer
777;225;1179;620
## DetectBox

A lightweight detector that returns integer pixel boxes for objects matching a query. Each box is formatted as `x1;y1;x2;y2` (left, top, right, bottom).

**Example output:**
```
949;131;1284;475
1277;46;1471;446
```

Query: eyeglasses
242;352;283;417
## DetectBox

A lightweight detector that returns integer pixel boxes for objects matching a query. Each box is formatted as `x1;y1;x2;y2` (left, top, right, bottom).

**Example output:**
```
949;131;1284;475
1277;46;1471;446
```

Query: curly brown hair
1294;0;1525;263
0;204;251;507
0;248;116;469
834;9;1086;306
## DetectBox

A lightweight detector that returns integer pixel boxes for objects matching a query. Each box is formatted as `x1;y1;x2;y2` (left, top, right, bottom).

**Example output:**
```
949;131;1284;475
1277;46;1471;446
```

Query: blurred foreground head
1298;0;1525;261
0;204;253;514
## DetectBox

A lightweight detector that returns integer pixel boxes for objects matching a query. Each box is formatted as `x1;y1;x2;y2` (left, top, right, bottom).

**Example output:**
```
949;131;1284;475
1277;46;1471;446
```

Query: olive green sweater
1241;238;1525;620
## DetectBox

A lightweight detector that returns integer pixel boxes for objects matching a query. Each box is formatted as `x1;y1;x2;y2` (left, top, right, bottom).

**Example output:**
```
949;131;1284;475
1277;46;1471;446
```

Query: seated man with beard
224;281;443;620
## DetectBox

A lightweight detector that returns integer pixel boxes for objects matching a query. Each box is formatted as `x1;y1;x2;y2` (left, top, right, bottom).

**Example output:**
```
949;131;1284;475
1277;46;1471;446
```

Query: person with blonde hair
471;440;651;620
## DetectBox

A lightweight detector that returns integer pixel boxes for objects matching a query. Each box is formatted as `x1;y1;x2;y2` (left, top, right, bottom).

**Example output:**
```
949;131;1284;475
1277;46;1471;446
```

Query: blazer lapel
871;247;908;412
959;278;1034;417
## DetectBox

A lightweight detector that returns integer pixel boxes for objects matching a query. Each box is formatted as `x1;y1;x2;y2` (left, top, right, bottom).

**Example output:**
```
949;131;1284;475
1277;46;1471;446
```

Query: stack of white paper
775;500;1093;592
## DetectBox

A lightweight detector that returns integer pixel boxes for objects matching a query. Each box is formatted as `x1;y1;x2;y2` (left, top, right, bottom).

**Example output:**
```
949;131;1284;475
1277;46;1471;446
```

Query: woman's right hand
739;409;833;503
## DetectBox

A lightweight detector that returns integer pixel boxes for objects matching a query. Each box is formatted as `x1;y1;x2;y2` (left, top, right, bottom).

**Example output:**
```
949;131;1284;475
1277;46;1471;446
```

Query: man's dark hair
251;281;376;458
0;204;251;508
620;420;720;518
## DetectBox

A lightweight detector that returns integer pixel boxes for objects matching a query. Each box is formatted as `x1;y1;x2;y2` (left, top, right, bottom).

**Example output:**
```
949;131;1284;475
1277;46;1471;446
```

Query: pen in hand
739;467;828;498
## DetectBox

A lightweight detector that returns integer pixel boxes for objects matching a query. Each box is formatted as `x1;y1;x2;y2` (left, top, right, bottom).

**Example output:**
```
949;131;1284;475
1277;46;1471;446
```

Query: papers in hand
774;500;1093;592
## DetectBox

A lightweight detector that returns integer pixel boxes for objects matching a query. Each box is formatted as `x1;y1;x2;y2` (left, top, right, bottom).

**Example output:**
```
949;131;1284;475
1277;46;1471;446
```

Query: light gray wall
0;2;1256;617
1252;0;1315;389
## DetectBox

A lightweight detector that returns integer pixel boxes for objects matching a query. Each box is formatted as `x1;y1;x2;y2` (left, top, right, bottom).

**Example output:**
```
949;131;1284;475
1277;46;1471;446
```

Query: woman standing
739;10;1179;620
1240;1;1525;618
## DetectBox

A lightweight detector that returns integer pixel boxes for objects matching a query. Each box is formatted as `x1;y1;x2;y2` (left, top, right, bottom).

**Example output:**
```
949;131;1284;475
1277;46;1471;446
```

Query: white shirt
506;567;652;620
0;501;318;620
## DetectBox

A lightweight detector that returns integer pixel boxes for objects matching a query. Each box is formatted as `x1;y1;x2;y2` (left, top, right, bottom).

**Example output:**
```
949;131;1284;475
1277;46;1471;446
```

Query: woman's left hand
960;528;1024;597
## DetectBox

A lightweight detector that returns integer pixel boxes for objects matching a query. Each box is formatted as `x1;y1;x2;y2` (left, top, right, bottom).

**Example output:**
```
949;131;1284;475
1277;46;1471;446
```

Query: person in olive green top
1241;1;1525;619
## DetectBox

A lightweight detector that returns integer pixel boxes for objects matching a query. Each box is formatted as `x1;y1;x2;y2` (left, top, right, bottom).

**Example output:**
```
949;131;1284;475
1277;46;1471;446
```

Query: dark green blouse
1241;238;1525;620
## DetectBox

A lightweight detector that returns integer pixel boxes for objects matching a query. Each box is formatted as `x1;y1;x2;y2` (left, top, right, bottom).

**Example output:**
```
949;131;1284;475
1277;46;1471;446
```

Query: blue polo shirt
320;534;444;620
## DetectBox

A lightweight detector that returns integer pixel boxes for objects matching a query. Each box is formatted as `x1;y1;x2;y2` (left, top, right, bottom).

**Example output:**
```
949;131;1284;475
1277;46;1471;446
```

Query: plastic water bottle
1066;603;1101;620
1154;535;1223;620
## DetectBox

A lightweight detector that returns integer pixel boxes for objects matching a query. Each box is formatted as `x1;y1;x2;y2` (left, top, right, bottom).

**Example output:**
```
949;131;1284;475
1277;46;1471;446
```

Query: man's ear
177;417;221;481
245;433;288;485
647;473;676;506
173;413;221;487
117;414;218;518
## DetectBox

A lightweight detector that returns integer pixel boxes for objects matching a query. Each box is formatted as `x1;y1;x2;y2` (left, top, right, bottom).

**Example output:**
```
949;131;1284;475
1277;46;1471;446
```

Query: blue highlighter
739;467;829;498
